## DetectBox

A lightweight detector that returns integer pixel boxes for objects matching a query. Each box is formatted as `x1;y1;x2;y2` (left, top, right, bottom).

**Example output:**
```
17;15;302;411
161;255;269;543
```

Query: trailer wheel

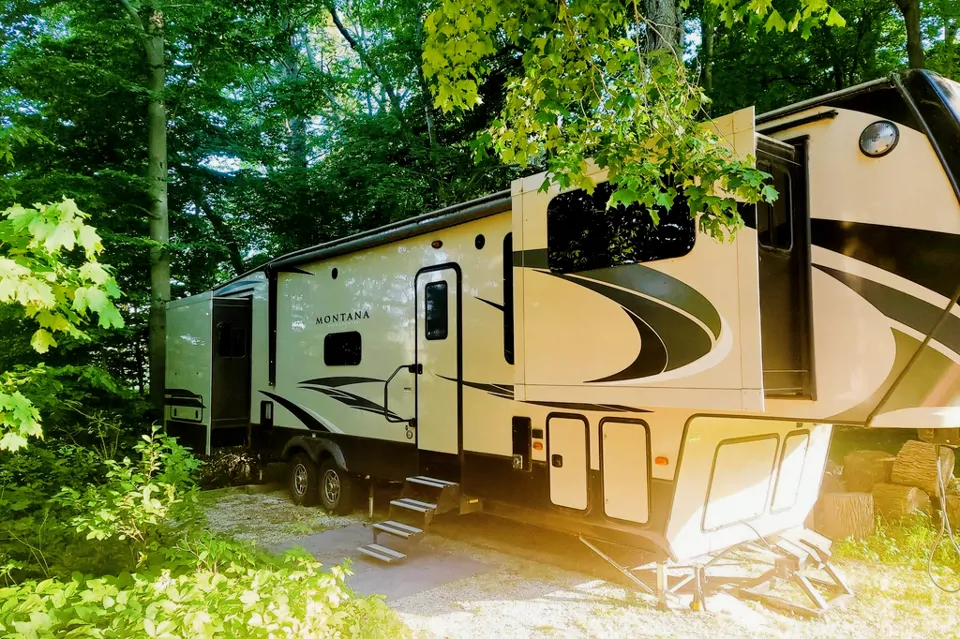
289;452;319;506
319;459;355;515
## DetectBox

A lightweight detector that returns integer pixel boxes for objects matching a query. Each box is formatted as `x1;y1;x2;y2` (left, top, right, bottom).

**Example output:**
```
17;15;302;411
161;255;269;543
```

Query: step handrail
383;363;418;424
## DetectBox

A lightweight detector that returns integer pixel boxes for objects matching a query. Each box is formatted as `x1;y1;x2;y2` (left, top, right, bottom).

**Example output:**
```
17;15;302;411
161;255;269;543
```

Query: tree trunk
894;0;925;69
818;492;875;540
872;482;931;519
282;25;309;169
891;440;955;496
143;8;169;416
699;2;715;93
843;450;894;493
644;0;682;54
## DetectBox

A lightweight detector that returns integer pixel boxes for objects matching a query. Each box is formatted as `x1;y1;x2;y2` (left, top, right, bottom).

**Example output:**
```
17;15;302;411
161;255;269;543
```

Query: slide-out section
666;416;831;561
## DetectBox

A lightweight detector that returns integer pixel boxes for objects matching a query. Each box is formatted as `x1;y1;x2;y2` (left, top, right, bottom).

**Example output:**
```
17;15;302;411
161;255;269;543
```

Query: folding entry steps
357;476;464;563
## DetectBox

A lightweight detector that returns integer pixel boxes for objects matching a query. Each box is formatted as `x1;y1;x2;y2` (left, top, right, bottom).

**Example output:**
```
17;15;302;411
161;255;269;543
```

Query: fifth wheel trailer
166;70;960;567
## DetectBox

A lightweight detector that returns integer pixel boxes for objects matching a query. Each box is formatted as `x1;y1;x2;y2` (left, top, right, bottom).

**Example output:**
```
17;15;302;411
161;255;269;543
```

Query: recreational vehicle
165;70;960;596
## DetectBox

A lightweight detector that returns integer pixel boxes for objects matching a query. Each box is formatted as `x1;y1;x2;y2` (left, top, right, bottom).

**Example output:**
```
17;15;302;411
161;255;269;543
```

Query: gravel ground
202;487;960;638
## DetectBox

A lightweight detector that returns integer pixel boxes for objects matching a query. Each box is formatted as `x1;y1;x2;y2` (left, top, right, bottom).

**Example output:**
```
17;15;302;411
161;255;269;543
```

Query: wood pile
890;441;954;496
817;492;874;540
810;439;958;541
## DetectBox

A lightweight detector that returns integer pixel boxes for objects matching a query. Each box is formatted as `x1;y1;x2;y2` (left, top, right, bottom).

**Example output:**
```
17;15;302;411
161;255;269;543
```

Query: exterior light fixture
859;120;899;158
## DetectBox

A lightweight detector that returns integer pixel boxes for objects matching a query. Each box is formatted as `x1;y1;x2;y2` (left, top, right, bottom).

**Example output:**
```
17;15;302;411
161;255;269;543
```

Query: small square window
216;323;246;358
324;331;362;366
425;281;448;340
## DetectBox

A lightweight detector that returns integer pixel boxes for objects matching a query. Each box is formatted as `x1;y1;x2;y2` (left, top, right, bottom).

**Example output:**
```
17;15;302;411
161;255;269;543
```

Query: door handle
551;454;563;468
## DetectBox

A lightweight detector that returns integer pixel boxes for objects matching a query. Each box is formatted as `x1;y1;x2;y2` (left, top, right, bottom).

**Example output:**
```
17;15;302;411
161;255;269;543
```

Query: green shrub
0;542;408;638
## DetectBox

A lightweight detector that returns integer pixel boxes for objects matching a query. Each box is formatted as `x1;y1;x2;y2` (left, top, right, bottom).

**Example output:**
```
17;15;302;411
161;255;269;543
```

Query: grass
835;514;960;574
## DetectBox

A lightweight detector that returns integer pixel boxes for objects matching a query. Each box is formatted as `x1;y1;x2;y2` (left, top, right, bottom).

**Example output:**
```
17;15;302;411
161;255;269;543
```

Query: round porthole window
475;234;486;249
859;120;899;158
332;268;339;280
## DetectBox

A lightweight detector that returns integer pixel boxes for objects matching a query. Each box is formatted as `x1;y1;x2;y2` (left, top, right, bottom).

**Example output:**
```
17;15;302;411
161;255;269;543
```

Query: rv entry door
415;267;462;459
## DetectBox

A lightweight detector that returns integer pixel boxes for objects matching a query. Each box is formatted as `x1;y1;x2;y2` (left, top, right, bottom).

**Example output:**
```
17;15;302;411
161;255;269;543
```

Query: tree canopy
0;0;956;409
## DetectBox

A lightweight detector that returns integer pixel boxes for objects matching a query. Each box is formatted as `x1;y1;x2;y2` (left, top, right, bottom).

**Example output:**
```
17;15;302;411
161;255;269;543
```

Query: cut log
891;440;955;496
843;450;895;493
808;472;846;533
945;495;960;529
871;482;931;519
818;492;875;540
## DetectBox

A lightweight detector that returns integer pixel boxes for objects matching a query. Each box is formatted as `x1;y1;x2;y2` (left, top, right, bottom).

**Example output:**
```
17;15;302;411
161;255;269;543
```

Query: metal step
357;543;407;563
373;520;424;540
408;475;458;488
390;497;437;513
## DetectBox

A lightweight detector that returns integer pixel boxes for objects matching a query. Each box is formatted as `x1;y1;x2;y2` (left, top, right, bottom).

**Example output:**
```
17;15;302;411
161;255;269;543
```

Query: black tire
319;458;355;515
289;452;319;506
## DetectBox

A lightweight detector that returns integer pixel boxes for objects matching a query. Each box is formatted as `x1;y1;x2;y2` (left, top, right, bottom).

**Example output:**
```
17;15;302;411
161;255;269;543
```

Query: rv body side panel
164;292;213;454
761;95;960;426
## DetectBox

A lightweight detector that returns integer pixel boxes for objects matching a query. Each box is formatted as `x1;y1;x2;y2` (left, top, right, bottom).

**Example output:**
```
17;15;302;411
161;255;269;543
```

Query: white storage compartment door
601;419;650;523
548;415;589;510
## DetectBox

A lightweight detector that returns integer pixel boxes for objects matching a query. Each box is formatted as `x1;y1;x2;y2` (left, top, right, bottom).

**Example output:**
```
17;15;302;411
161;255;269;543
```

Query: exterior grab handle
383;363;417;424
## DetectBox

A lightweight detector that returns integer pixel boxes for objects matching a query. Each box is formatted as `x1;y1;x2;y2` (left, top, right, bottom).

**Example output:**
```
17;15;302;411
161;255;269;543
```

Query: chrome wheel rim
323;469;341;505
293;463;309;496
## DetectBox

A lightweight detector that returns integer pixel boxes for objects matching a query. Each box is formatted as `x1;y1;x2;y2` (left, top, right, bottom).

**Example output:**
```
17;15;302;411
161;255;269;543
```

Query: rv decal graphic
164;389;205;408
553;272;717;382
316;310;371;325
815;264;960;357
811;219;960;299
259;391;331;432
298;377;403;421
454;378;650;413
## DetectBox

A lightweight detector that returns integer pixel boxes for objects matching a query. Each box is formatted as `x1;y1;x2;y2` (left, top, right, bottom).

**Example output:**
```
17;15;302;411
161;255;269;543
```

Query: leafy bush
0;543;408;638
56;428;202;567
0;428;409;637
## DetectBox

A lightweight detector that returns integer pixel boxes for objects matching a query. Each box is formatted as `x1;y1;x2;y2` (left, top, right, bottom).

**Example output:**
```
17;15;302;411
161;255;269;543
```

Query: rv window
546;181;695;273
757;165;793;251
216;323;247;358
425;281;448;340
324;331;362;366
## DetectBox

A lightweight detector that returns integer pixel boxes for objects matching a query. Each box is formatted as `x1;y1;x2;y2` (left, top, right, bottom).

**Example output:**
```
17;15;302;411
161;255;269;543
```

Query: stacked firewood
809;440;957;540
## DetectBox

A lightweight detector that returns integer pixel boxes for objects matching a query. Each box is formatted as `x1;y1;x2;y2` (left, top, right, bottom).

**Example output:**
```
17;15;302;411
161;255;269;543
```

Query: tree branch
324;1;406;125
117;0;145;33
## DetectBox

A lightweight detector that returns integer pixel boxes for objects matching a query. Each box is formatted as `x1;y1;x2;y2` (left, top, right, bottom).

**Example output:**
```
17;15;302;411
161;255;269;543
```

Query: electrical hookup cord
928;444;960;593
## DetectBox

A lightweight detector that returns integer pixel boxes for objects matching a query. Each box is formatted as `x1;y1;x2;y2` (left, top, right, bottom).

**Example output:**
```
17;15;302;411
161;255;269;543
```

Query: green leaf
30;329;57;354
825;8;846;27
764;10;787;32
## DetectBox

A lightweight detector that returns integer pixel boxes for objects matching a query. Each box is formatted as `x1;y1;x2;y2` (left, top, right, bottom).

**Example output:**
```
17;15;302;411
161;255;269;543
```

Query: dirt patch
202;490;960;638
199;487;356;547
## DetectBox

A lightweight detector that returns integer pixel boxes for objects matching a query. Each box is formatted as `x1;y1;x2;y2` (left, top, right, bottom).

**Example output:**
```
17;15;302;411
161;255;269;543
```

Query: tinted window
324;331;362;366
547;181;695;273
757;165;792;251
425;281;448;340
216;323;247;358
